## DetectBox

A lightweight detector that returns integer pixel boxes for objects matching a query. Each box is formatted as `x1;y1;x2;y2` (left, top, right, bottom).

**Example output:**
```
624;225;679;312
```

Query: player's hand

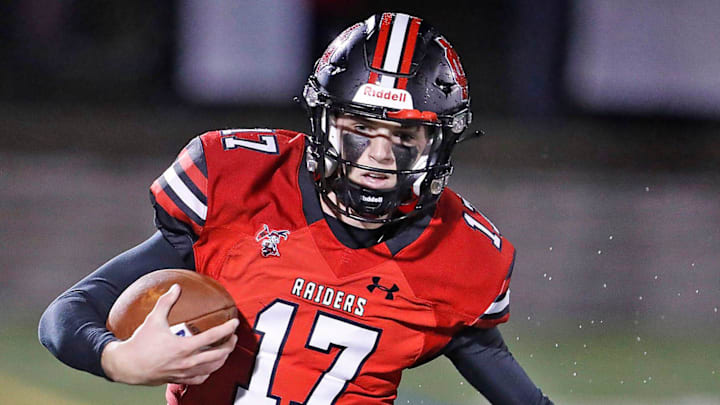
101;284;240;386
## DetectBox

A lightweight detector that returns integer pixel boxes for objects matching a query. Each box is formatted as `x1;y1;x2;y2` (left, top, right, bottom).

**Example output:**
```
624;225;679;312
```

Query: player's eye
396;132;418;146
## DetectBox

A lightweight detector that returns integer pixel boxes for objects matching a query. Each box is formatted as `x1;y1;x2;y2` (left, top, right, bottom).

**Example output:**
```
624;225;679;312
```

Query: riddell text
364;86;407;102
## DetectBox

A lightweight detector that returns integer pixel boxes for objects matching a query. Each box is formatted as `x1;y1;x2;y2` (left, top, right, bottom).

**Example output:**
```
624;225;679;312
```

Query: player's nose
367;136;394;164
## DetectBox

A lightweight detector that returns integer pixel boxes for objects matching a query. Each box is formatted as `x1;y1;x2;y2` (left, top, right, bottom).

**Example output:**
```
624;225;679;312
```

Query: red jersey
150;129;515;405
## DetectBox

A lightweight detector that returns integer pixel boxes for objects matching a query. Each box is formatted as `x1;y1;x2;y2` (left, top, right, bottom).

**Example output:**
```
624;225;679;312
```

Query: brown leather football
106;269;239;340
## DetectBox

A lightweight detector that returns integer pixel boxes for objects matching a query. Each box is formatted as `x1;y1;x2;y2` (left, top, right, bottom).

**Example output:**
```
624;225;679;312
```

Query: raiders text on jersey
291;277;367;316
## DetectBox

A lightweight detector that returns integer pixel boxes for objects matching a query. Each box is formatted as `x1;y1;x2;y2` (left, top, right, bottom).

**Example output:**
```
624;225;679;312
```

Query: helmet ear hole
434;78;455;95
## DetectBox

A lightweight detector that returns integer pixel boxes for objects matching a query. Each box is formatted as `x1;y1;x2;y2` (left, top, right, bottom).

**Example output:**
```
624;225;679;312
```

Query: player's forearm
39;290;119;378
444;327;553;404
38;231;194;378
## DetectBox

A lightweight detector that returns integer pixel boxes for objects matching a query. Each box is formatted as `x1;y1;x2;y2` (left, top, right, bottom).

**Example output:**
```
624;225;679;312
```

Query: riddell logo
361;195;382;203
352;84;413;110
363;86;407;102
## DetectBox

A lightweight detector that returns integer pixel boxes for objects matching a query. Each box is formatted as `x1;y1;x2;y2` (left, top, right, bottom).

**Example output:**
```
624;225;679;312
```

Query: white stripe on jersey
483;290;510;315
379;13;410;88
162;166;208;220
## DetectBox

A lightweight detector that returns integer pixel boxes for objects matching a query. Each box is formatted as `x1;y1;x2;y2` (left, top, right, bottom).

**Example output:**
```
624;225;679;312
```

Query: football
106;269;239;340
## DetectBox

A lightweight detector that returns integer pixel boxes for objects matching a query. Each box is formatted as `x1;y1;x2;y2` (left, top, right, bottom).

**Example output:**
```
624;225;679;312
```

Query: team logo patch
255;224;290;257
366;276;399;300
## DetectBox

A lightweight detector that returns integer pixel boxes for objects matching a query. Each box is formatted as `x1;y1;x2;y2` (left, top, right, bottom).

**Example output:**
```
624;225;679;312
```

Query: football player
39;12;553;404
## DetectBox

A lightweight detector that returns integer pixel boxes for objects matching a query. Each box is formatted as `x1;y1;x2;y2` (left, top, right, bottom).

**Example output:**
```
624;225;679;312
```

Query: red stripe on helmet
368;13;393;84
396;17;422;89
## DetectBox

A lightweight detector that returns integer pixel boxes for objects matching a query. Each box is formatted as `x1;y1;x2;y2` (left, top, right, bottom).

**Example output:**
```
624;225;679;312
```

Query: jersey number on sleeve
222;133;279;155
234;300;381;405
460;196;502;250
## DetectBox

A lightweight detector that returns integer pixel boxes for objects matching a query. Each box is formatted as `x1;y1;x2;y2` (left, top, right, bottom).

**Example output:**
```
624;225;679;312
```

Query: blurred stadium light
567;0;720;118
174;0;312;104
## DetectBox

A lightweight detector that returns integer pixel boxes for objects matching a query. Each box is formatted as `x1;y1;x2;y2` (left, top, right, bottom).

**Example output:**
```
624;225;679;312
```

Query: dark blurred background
1;1;719;404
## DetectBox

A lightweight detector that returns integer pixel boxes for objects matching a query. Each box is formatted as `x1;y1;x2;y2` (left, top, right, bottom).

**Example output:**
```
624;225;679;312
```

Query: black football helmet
303;12;475;223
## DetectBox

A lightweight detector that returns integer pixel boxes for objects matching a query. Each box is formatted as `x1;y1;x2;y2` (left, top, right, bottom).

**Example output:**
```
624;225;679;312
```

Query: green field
2;323;718;404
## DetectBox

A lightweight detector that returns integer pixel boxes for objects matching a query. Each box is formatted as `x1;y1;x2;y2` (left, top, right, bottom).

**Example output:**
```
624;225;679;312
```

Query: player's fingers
148;284;181;325
186;318;239;350
183;334;237;368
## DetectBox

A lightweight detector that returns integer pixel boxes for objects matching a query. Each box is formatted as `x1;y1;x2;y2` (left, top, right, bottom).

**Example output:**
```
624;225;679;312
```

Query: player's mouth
357;171;395;188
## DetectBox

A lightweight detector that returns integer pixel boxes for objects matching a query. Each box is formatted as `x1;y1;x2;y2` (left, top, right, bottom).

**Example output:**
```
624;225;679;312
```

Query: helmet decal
434;36;469;100
314;22;364;76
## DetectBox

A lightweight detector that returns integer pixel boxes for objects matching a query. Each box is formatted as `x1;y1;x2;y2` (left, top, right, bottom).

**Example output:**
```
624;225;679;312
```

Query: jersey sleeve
455;193;515;329
473;250;514;328
149;136;208;255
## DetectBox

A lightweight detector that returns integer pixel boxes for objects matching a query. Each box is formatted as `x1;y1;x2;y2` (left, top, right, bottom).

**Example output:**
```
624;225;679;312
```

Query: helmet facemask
309;106;448;223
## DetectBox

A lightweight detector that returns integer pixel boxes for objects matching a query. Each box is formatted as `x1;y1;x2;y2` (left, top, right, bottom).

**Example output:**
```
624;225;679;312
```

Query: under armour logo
366;276;399;300
255;224;290;257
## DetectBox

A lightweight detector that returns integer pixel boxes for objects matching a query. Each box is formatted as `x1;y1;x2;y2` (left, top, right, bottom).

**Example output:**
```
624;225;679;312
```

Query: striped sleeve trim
150;137;208;234
475;250;515;327
480;289;510;320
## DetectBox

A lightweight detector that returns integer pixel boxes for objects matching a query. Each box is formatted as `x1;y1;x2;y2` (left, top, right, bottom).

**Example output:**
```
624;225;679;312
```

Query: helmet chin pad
332;174;407;218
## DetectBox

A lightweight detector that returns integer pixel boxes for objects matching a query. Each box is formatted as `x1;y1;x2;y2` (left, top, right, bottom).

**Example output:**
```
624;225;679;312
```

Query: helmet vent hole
434;78;454;95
